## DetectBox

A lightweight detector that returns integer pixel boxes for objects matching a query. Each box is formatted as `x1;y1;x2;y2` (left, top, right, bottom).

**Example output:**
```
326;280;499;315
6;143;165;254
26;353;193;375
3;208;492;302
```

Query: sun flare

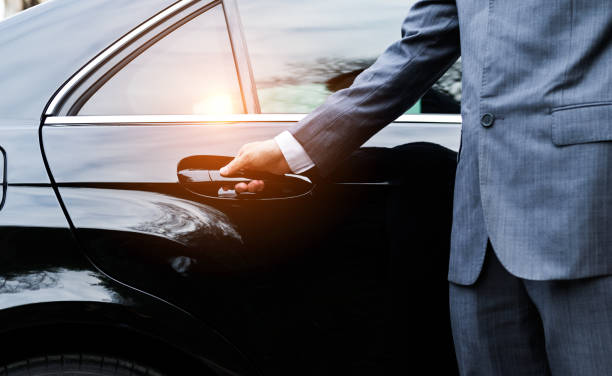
192;93;234;115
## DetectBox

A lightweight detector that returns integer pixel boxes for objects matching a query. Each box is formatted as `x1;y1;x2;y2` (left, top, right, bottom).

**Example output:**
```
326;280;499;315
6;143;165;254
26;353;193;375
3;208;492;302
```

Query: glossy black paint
0;184;256;374
0;130;459;374
42;121;459;375
0;123;48;183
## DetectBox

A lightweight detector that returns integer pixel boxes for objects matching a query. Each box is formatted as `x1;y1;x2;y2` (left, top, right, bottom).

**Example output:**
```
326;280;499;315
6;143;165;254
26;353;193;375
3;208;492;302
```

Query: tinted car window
79;5;244;115
238;0;461;114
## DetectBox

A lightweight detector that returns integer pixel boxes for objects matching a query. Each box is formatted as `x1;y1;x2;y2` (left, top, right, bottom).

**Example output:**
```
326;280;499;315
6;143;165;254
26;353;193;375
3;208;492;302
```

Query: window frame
43;0;461;133
45;113;461;125
45;0;260;117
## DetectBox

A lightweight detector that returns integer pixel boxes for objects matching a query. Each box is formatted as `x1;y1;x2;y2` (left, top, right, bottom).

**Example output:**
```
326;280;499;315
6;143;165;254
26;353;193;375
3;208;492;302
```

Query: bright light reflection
192;93;234;115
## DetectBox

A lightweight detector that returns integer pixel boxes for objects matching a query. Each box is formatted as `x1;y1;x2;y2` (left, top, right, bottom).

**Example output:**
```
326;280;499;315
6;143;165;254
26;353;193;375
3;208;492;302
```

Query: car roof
0;0;176;123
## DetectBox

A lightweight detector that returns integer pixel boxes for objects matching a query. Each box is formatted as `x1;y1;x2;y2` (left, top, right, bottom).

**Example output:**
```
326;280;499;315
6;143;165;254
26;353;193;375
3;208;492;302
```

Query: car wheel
1;354;166;376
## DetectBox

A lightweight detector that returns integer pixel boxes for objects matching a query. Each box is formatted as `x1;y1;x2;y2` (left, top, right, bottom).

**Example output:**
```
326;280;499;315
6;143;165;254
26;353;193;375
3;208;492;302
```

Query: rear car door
42;0;460;374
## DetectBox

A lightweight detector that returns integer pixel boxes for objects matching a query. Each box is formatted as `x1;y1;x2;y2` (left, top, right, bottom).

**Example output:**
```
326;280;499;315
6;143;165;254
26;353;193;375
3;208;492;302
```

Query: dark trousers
450;243;612;376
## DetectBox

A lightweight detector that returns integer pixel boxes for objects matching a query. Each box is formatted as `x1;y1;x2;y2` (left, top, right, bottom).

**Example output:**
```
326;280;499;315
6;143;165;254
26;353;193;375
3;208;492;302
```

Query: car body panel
42;119;460;183
0;179;257;375
1;124;48;183
42;118;459;374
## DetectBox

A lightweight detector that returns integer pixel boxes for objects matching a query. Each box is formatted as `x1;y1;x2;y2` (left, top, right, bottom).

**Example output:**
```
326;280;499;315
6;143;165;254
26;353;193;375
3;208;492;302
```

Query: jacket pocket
552;102;612;146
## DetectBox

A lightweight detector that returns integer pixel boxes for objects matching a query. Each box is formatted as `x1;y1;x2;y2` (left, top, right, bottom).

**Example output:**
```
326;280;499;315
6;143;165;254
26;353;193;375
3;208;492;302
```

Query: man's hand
220;139;291;194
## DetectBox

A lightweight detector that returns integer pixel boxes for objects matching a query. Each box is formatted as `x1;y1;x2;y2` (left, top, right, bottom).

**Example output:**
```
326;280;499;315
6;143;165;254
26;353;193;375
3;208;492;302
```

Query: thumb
220;155;245;176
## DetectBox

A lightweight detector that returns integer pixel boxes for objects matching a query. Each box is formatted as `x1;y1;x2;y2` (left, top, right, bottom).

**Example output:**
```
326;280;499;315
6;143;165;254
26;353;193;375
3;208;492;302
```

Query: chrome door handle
177;155;313;200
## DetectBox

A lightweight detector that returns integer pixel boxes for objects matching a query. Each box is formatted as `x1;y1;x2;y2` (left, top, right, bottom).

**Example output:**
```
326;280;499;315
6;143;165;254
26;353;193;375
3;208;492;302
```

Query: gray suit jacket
290;0;612;285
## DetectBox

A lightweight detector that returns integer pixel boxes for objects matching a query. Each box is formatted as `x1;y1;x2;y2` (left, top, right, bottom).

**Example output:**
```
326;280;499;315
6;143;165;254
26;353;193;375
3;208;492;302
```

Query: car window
79;5;244;116
238;0;461;114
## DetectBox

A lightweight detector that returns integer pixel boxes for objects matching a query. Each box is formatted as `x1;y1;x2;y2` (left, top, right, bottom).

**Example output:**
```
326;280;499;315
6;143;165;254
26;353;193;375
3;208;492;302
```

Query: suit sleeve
289;0;460;177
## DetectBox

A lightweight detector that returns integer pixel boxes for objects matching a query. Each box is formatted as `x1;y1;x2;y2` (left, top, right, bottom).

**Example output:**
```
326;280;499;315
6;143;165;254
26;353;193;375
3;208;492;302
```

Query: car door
42;0;460;374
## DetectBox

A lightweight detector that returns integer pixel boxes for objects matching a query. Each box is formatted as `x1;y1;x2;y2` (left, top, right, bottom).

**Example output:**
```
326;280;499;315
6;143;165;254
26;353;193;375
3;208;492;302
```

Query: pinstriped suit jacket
290;0;612;285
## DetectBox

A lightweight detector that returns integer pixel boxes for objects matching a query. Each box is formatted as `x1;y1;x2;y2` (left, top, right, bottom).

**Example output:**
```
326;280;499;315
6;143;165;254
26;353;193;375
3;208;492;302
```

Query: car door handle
177;155;313;199
208;169;286;184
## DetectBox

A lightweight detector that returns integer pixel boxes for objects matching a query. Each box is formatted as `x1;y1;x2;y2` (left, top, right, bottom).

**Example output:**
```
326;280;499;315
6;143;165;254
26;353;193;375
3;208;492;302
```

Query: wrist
273;131;315;174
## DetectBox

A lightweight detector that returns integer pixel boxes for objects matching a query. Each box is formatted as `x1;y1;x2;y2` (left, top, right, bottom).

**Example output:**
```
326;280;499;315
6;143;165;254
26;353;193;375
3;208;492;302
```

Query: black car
0;0;461;374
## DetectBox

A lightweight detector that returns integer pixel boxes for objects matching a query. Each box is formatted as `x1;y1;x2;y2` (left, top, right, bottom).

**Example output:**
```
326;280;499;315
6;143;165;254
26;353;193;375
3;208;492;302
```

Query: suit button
481;113;495;128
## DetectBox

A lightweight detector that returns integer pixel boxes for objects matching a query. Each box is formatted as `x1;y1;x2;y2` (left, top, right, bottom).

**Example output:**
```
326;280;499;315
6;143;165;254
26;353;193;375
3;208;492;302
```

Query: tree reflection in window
239;0;461;114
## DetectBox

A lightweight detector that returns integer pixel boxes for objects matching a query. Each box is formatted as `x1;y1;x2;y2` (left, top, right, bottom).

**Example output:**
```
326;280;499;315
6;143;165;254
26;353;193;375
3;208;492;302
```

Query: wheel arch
0;300;258;376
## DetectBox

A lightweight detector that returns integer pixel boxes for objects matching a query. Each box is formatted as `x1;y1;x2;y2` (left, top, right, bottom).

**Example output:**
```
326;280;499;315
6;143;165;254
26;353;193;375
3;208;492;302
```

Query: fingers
248;180;265;192
221;143;255;176
234;182;248;193
220;155;245;177
220;139;292;177
234;180;264;194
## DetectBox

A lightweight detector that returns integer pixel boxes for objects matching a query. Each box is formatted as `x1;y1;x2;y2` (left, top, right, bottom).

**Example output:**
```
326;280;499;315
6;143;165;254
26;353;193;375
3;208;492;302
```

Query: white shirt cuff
274;130;315;174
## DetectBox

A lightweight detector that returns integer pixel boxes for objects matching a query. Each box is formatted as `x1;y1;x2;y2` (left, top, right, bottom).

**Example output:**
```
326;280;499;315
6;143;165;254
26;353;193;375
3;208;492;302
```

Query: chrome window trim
45;0;204;116
222;0;260;113
44;114;462;125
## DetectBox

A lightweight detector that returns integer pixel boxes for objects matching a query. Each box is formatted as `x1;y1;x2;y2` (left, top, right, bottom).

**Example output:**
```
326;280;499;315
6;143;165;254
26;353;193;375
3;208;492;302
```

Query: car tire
1;354;166;376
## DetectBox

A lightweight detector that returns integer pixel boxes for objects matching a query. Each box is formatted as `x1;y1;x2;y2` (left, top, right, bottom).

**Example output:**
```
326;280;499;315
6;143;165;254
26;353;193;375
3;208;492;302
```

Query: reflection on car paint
43;123;460;185
0;269;117;309
60;188;243;247
1;125;51;184
0;186;69;228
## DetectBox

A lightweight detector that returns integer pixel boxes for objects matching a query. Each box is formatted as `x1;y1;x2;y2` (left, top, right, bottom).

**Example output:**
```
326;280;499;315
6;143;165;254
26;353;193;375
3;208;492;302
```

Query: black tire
1;354;166;376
